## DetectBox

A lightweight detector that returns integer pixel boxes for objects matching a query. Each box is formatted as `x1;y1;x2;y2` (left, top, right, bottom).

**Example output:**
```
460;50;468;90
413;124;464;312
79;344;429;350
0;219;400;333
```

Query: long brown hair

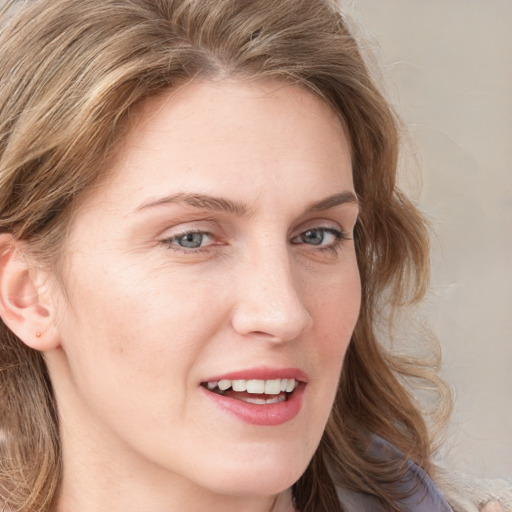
0;0;451;510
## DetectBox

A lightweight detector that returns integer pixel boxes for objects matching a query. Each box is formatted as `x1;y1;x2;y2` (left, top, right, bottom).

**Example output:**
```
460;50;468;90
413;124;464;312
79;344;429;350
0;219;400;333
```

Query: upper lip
202;366;308;383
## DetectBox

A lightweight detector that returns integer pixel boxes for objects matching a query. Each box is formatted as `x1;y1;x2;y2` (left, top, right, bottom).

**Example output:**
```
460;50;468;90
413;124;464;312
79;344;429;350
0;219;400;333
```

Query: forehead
79;79;353;213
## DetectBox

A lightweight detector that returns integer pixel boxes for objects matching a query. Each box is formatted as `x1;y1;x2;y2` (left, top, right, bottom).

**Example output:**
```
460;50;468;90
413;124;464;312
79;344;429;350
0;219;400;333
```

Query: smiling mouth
201;378;298;405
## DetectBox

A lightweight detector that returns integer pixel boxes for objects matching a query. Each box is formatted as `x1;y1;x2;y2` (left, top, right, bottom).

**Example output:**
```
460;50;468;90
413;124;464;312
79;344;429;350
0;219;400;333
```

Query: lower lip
201;384;305;426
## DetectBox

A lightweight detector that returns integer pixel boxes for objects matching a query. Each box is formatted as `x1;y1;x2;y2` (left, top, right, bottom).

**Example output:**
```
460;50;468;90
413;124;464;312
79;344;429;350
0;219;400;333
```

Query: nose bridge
231;238;312;341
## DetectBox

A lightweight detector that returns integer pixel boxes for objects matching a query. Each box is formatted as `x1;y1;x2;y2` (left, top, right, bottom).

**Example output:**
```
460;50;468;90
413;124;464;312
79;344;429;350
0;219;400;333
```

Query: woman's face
47;80;361;499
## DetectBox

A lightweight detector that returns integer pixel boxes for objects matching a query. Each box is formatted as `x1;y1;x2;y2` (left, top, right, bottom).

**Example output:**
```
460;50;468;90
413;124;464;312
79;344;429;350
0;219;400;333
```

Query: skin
481;503;504;512
38;80;361;511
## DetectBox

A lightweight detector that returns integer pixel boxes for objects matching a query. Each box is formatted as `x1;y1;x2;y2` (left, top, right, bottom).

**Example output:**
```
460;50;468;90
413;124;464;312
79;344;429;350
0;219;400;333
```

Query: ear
0;234;60;351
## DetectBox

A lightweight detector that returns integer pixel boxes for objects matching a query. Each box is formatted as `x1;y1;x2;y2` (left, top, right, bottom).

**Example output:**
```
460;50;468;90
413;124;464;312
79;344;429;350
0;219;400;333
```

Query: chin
209;473;298;498
193;451;309;498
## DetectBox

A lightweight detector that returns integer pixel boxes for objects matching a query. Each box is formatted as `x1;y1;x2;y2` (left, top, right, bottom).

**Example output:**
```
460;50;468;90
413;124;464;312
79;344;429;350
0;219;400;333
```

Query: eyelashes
290;227;351;253
159;226;352;255
163;231;215;250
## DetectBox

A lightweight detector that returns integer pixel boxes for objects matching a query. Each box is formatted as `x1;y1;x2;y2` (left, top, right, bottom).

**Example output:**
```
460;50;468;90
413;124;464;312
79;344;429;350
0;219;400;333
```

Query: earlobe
0;234;60;351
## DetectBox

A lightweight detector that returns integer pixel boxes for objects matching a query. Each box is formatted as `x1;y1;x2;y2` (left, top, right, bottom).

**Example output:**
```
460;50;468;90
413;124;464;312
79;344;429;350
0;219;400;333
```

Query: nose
230;246;313;342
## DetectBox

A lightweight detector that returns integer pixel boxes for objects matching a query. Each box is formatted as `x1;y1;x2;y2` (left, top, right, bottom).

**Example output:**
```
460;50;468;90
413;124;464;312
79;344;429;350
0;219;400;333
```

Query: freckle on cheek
112;344;126;356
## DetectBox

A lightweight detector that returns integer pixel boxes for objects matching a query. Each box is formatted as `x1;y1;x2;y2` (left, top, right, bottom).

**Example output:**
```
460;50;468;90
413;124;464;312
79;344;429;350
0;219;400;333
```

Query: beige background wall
344;1;511;477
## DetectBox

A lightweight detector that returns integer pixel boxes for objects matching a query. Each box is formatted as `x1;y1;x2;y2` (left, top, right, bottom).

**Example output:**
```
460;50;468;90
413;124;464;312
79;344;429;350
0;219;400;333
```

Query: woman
0;0;507;511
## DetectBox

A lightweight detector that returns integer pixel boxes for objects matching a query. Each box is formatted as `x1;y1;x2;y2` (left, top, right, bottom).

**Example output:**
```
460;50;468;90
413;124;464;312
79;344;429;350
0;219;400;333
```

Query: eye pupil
178;233;203;248
303;229;324;245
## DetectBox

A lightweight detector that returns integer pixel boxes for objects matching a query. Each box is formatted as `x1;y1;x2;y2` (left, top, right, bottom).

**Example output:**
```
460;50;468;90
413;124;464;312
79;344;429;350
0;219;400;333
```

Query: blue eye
294;228;343;246
301;229;328;245
162;231;212;250
176;232;205;248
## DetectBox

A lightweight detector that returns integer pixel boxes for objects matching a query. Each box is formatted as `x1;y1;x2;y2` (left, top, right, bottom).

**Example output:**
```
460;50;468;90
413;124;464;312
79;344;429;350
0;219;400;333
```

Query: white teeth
205;378;298;394
264;379;281;395
232;380;247;392
264;395;286;404
244;397;267;405
285;379;296;393
241;395;287;405
246;379;265;394
218;379;231;391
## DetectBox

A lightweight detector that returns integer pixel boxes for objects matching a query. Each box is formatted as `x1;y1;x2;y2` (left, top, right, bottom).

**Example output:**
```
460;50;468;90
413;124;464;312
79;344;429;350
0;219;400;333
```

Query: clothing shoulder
336;435;453;512
336;436;512;512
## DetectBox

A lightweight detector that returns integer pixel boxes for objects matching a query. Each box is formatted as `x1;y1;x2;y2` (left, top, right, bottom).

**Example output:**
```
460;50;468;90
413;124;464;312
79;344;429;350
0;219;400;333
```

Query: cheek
52;270;225;458
54;260;217;410
305;261;361;398
321;271;360;377
311;263;361;346
60;252;210;344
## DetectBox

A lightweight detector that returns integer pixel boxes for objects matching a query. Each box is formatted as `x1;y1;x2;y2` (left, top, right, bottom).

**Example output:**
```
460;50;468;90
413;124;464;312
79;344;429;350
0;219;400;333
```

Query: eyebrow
137;193;248;216
303;191;359;214
136;190;358;216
